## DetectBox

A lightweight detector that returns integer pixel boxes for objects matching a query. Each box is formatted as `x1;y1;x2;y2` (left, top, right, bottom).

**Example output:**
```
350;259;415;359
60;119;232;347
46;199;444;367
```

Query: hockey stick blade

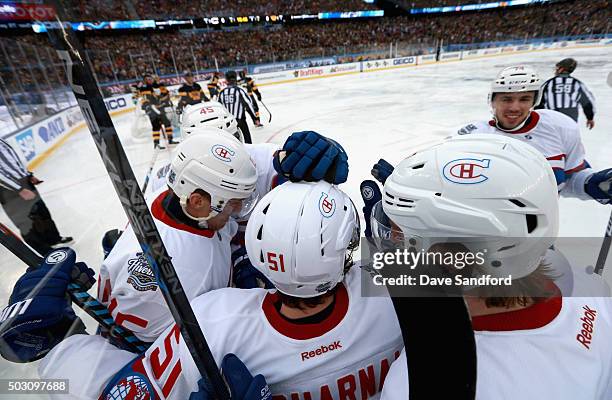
45;12;230;399
594;211;612;275
261;100;272;123
141;146;161;194
0;222;147;352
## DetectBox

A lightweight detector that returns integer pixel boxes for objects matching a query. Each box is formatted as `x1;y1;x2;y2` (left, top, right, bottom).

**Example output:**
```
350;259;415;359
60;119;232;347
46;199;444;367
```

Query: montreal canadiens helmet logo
319;192;336;217
211;144;235;162
443;158;491;184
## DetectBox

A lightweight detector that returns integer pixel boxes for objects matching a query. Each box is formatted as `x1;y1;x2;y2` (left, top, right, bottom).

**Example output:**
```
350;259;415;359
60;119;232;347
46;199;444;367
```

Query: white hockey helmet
246;181;360;298
167;129;257;221
378;134;558;280
181;101;243;142
488;65;543;107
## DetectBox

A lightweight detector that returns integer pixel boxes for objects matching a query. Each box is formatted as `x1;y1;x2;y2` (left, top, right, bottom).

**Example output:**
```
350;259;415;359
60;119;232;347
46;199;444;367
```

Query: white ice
0;46;611;392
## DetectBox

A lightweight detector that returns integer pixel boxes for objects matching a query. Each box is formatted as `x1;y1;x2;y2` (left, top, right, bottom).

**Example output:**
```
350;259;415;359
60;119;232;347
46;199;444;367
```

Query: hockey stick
260;100;272;123
45;10;230;399
594;212;612;275
141;146;161;194
0;222;147;352
360;180;477;399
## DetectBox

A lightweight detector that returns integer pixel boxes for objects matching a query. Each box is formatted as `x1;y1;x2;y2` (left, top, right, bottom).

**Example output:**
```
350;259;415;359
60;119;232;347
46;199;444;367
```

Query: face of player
185;76;194;84
492;92;536;130
144;76;153;85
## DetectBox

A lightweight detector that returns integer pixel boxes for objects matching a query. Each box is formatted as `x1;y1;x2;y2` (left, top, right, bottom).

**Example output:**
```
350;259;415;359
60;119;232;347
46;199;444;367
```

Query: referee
537;58;596;129
0;138;71;254
218;70;258;143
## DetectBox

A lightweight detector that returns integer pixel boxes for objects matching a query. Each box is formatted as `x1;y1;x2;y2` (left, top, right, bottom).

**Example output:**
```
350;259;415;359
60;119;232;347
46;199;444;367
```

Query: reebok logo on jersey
301;341;342;361
576;305;597;350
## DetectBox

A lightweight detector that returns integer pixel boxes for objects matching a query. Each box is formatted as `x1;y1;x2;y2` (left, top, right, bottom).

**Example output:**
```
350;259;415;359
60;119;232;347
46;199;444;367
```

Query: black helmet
556;58;577;74
225;70;237;83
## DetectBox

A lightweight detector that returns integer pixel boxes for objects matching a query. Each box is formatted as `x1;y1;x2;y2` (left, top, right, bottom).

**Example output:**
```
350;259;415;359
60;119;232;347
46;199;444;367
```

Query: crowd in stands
79;0;609;83
57;0;376;21
1;0;608;95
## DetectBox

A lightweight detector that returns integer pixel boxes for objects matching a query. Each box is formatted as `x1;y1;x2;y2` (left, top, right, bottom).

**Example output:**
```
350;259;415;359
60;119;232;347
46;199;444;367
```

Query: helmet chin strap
491;107;533;133
179;196;215;227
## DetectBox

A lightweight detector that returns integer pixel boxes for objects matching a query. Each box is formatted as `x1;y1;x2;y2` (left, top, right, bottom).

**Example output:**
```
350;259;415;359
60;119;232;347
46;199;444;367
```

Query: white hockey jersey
97;189;237;343
40;266;403;400
99;144;278;342
381;287;612;399
457;110;590;197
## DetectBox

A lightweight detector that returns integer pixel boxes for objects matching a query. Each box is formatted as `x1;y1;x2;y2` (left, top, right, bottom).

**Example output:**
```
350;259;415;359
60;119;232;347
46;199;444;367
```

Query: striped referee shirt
0;138;29;191
218;84;256;121
538;74;596;122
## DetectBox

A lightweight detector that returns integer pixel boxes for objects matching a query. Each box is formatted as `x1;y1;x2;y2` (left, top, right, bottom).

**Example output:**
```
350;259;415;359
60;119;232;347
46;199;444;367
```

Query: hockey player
207;71;221;100
181;100;244;141
219;70;259;144
372;66;612;205
239;69;264;126
138;73;177;148
537;58;596;129
375;134;612;399
176;71;209;115
94;129;261;343
29;181;402;399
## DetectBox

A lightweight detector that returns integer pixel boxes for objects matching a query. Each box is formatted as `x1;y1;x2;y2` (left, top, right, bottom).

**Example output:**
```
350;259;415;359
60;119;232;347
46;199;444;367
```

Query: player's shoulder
536;109;576;126
245;143;279;159
534;110;580;138
456;120;493;136
191;287;268;322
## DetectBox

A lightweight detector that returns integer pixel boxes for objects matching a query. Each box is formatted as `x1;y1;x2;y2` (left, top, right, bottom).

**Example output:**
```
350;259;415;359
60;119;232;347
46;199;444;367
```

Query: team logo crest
127;253;158;292
211;144;235;162
443;158;491;184
104;372;154;400
318;192;336;218
45;249;68;264
361;185;374;201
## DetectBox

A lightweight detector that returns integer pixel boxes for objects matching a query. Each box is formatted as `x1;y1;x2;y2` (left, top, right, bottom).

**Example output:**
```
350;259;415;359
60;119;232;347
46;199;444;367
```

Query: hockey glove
371;158;395;185
360;180;382;238
145;104;161;119
189;354;271;400
232;247;273;289
585;168;612;204
0;248;94;362
273;131;349;184
256;92;262;101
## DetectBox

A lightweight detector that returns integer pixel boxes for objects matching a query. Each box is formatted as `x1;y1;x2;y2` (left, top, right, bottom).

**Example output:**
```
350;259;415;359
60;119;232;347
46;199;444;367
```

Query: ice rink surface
0;46;610;393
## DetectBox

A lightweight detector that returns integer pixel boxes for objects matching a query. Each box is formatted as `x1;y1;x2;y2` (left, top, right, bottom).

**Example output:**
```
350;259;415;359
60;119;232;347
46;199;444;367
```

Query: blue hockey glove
0;248;94;362
371;158;395;185
189;354;271;400
273;131;348;184
585;168;612;204
360;180;382;238
232;247;273;289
